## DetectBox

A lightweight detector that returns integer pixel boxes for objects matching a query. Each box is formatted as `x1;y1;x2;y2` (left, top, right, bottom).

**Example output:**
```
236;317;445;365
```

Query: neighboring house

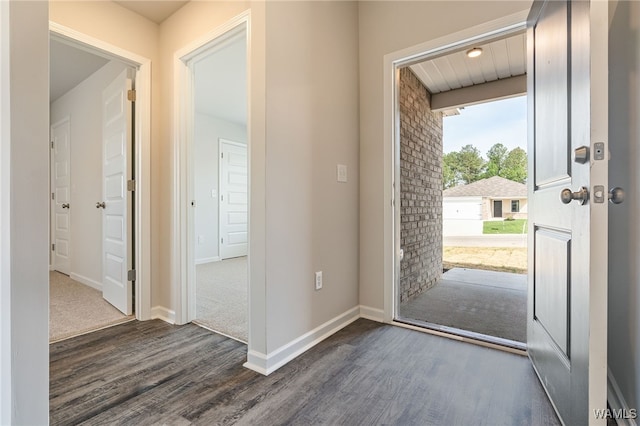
443;176;527;236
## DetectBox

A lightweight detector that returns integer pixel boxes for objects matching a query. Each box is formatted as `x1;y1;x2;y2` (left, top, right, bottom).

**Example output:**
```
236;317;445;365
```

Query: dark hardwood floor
50;319;560;425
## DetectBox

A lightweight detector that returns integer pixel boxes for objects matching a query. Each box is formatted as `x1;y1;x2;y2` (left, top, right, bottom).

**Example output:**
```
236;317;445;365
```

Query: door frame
173;11;251;327
49;22;152;321
382;11;529;333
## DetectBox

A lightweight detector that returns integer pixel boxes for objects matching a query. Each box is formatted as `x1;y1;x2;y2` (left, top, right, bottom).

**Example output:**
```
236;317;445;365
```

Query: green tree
502;147;528;183
456;144;485;185
483;143;508;178
442;152;459;189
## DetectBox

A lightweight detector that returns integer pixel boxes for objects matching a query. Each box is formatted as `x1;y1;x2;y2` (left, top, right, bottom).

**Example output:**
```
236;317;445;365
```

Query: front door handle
96;201;106;209
61;203;69;209
560;187;589;205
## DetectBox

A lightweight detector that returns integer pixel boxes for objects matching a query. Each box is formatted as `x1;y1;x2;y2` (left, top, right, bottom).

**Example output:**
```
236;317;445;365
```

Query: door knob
96;201;106;209
61;203;69;209
560;187;589;205
609;187;625;204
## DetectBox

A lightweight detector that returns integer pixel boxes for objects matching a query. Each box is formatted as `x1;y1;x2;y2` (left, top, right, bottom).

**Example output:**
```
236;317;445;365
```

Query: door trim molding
382;11;529;324
173;11;251;326
49;22;152;321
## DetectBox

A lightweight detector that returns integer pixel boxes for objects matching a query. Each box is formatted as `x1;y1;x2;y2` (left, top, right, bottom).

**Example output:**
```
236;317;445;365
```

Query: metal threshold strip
393;316;527;356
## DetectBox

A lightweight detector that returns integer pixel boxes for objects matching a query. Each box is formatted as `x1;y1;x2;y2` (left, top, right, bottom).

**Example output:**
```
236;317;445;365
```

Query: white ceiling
410;32;526;96
50;39;110;102
193;34;247;125
113;1;189;24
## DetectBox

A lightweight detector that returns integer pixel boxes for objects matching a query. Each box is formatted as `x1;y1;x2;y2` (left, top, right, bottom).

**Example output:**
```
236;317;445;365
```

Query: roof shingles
443;176;527;198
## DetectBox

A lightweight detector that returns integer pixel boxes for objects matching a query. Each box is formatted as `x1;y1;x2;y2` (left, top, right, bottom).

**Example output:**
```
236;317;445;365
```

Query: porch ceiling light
466;47;483;58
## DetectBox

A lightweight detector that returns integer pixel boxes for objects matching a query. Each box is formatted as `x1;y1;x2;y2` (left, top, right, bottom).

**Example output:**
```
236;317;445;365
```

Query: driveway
443;234;527;248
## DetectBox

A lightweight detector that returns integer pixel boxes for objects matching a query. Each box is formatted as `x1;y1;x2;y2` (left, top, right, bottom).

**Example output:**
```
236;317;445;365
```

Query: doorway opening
397;95;528;349
178;20;249;343
387;21;530;351
48;26;152;341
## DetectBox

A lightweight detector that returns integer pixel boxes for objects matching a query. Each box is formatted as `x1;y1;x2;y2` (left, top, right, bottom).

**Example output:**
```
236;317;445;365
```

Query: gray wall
398;68;443;303
0;1;50;423
607;0;640;413
265;1;360;352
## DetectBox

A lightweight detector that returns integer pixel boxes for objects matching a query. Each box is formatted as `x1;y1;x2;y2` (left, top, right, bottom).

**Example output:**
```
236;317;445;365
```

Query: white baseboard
70;272;102;291
195;256;220;265
151;306;175;324
359;305;385;322
608;369;638;425
243;306;360;376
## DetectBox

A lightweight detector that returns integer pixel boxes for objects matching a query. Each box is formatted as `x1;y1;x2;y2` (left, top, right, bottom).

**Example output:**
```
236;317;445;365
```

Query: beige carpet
49;271;132;342
195;257;247;342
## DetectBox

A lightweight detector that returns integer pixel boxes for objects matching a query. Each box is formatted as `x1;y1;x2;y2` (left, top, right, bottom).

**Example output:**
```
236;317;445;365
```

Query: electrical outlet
315;271;323;290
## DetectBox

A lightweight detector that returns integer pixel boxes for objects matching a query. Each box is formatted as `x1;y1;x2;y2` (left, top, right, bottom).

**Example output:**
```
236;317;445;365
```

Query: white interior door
527;1;608;424
51;118;71;275
219;139;248;260
101;69;133;315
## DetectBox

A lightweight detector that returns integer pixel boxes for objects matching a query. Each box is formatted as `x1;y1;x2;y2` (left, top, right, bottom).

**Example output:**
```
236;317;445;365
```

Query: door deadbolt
560;187;589;205
609;187;625;204
96;201;106;209
574;146;589;164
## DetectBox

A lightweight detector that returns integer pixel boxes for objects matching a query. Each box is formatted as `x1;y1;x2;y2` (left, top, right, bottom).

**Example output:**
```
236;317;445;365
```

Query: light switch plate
337;164;347;183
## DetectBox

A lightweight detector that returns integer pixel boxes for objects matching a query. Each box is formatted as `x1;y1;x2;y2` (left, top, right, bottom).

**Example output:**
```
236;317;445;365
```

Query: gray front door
527;1;608;424
493;200;502;218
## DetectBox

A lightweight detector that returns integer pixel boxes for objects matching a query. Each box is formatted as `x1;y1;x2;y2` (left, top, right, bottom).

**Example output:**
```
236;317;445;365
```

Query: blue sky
442;95;527;156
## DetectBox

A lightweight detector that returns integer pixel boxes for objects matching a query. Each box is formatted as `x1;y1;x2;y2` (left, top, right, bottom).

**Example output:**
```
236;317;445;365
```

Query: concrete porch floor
398;268;527;344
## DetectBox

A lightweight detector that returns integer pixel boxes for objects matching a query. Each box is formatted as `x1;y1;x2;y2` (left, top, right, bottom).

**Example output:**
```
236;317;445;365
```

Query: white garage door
443;197;482;220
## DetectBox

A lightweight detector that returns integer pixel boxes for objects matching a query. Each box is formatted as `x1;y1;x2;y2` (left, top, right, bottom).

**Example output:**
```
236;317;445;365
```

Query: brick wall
399;67;443;303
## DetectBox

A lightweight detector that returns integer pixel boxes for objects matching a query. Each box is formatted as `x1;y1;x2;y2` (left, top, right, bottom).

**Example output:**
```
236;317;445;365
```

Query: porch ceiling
410;32;527;110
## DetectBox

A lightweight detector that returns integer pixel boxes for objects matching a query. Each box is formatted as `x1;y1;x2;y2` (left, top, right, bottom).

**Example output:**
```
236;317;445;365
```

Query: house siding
399;68;443;303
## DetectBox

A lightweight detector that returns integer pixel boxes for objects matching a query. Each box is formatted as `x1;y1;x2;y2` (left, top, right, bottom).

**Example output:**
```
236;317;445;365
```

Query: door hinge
221;238;224;244
51;140;54;149
221;152;224;159
127;179;136;192
52;244;55;251
127;269;136;281
127;89;136;102
51;192;55;200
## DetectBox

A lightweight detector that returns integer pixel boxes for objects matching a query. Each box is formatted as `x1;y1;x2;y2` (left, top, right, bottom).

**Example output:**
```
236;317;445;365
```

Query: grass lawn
483;219;528;234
